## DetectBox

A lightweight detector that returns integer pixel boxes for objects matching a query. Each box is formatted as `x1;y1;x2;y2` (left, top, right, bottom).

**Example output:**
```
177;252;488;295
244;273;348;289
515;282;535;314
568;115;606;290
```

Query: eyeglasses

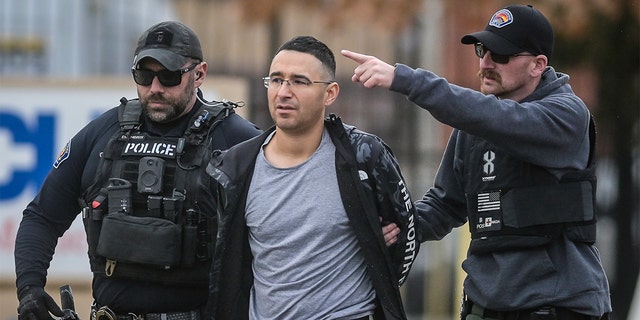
132;62;199;87
262;76;334;89
474;43;534;64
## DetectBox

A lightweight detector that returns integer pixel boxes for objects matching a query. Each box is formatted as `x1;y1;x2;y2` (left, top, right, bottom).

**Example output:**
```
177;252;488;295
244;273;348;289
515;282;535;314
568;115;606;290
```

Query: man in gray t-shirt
246;130;375;319
204;36;419;320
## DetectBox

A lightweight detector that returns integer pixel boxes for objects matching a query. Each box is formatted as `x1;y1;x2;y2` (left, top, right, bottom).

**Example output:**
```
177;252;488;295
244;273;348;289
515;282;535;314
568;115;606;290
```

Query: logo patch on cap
489;9;513;28
146;30;173;47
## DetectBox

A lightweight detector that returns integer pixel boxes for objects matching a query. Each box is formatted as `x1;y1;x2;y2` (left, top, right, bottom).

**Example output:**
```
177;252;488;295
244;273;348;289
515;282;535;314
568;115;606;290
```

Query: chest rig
464;117;597;254
81;97;232;284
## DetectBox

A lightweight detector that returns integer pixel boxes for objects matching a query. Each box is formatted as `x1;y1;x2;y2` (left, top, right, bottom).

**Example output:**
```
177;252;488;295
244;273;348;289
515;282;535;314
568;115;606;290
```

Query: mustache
478;70;502;82
146;93;167;103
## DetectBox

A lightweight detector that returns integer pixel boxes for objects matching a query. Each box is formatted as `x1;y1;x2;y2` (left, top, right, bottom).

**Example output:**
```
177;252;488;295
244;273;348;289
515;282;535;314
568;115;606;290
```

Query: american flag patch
478;191;501;212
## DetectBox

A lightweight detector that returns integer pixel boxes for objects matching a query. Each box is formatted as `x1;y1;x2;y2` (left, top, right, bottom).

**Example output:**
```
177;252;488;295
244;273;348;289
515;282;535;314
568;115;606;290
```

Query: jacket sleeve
390;64;591;170
14;109;118;292
364;135;420;286
414;130;469;242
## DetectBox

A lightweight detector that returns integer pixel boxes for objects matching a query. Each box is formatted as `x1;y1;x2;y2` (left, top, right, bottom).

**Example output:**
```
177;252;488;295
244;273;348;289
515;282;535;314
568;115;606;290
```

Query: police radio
137;156;165;194
107;178;132;214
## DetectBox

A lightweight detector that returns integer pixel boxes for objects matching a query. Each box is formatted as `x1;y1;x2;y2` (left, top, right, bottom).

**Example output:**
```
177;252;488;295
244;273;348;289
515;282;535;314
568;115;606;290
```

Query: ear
530;55;547;77
195;62;208;86
324;82;340;107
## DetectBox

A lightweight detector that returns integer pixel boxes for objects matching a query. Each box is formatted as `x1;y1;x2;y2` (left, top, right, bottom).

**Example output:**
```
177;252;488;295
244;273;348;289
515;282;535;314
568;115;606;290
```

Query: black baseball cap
132;21;203;71
461;4;554;59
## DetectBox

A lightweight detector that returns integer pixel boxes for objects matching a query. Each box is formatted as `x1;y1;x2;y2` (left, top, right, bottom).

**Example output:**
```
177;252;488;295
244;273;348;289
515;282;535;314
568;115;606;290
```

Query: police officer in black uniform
15;21;261;320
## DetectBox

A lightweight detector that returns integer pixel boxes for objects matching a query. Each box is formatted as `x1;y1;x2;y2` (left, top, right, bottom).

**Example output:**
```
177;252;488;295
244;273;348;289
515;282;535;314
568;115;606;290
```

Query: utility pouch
181;225;197;267
82;207;105;257
96;213;182;267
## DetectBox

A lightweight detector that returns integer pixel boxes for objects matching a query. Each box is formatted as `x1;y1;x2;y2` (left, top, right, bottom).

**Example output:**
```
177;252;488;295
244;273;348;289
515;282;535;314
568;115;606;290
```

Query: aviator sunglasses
474;43;534;64
132;62;199;87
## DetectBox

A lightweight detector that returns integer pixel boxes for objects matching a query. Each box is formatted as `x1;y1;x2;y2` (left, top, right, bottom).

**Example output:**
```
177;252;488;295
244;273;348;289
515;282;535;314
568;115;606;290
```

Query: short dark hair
276;36;336;79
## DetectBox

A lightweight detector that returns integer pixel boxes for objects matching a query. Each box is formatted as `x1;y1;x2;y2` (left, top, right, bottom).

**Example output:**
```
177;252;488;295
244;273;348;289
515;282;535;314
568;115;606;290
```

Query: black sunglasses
474;43;534;64
132;62;199;87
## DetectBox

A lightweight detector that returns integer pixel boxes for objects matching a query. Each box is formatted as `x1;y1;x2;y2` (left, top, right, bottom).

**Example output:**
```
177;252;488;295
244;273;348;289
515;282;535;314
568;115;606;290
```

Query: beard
140;78;195;123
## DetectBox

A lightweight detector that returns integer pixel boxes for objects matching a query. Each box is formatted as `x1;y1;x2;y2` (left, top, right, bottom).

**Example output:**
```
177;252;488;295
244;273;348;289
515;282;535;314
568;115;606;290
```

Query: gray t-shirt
245;129;376;320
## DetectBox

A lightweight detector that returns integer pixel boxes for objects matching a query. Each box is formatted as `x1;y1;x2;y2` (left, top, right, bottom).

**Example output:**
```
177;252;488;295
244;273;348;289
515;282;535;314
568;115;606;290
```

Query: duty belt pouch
83;207;104;258
96;213;182;267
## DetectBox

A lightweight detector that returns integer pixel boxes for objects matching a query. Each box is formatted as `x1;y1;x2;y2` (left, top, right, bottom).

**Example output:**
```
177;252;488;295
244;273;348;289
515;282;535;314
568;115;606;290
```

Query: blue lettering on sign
0;110;55;200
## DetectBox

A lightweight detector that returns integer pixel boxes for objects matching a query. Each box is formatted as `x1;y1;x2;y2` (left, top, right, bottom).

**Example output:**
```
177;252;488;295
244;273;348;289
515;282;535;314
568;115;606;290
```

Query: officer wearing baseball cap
342;3;612;320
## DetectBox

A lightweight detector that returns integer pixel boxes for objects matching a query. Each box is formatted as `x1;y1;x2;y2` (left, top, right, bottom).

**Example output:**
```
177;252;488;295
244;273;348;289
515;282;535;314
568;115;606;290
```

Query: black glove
17;286;64;320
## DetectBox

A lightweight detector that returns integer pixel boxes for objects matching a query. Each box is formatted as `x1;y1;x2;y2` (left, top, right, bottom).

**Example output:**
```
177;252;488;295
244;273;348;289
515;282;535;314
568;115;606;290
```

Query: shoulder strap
81;98;139;209
182;100;235;146
173;100;236;213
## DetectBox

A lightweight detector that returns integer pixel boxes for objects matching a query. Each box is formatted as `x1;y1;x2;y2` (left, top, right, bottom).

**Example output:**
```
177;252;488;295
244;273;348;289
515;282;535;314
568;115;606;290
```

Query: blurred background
0;0;638;319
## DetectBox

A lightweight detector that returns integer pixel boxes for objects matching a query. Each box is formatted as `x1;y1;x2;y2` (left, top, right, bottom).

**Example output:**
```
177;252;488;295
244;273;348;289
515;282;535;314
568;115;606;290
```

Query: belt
91;305;200;320
467;301;607;320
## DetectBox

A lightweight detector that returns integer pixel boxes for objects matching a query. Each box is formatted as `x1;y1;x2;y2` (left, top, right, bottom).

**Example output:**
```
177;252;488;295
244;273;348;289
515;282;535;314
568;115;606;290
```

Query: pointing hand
341;49;395;89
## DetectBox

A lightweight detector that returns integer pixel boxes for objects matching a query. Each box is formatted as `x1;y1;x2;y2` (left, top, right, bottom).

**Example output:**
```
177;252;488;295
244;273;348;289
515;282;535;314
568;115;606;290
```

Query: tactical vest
465;117;597;254
80;97;233;284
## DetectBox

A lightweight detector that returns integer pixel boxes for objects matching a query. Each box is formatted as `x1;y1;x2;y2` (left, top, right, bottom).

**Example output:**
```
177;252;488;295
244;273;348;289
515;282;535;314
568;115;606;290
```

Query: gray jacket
392;65;611;316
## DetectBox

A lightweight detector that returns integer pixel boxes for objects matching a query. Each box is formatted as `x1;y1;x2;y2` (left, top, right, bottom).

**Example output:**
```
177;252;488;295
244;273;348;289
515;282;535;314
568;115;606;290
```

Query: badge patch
54;140;71;168
489;9;513;28
482;150;496;182
122;141;178;158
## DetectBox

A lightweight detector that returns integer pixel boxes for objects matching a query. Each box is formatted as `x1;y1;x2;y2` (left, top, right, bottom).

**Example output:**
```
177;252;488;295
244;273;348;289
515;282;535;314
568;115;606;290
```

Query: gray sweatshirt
391;64;611;316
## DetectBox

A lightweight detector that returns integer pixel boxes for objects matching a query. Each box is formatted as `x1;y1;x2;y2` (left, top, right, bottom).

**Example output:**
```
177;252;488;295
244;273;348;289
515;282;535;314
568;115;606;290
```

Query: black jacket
14;92;262;313
204;114;419;320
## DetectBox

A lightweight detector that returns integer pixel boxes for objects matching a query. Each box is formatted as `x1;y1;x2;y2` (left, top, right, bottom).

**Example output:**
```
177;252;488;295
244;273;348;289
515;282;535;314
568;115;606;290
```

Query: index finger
341;49;373;64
